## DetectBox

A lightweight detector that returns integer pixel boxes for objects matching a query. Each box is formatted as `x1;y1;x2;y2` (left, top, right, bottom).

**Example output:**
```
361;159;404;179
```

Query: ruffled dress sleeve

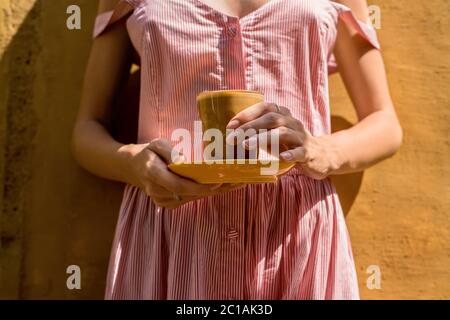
93;0;142;38
328;2;381;74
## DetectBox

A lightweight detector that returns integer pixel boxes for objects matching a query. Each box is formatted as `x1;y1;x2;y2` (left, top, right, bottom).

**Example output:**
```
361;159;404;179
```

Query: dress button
227;26;238;38
227;229;239;240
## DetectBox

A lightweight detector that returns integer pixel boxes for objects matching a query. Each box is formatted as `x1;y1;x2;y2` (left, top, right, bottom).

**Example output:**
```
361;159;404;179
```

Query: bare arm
227;0;402;179
327;0;403;173
72;0;136;184
72;0;238;208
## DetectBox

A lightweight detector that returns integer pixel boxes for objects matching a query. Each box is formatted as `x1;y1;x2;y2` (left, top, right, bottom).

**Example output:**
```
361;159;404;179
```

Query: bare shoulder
333;0;369;21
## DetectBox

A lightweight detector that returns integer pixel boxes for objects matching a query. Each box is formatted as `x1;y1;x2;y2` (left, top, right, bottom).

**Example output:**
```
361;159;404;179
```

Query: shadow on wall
0;0;362;299
0;0;43;299
329;116;364;216
0;0;124;299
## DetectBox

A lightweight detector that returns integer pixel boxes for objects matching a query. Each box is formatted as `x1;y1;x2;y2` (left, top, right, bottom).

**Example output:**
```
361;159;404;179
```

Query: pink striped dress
93;0;380;300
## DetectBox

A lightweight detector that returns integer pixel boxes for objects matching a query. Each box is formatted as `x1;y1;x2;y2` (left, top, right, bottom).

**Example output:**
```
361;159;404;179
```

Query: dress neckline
191;0;280;22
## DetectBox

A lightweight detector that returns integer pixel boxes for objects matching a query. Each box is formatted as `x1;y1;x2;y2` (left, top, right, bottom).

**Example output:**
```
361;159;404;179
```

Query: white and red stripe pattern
93;0;380;300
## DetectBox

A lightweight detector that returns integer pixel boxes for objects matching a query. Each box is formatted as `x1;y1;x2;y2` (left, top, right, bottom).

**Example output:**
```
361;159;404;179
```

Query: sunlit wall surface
0;0;449;299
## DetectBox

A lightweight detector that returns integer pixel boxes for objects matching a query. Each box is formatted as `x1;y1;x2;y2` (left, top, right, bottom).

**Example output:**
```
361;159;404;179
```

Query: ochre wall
0;0;123;299
0;0;449;299
330;0;450;299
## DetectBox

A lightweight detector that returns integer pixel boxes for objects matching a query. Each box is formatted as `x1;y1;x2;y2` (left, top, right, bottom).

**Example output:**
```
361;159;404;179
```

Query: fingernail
227;119;240;129
280;151;293;161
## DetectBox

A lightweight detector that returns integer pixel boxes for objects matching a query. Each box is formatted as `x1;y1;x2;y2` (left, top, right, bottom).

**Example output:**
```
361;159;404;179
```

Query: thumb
280;147;308;163
148;138;185;164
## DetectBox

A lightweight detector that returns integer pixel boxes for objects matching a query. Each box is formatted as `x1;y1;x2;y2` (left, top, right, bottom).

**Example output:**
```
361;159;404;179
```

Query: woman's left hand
226;102;346;180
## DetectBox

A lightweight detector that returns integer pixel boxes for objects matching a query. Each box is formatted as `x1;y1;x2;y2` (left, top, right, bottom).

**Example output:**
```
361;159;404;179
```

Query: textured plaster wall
0;0;122;299
0;0;449;299
1;0;41;299
330;0;450;299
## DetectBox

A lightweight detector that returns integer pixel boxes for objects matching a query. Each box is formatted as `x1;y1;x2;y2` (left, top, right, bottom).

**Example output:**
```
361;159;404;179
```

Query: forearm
71;120;143;185
328;108;403;175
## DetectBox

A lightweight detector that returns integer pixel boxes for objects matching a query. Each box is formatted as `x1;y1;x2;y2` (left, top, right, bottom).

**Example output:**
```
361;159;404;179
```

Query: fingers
237;112;302;133
226;103;308;148
147;138;184;164
280;146;308;163
150;184;246;209
156;170;219;196
226;113;305;145
153;195;198;210
143;140;248;205
227;102;291;129
145;139;228;197
242;126;306;151
145;181;175;198
145;152;218;196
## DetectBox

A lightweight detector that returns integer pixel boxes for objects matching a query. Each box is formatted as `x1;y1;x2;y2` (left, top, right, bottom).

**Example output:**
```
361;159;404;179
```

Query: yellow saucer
168;160;296;184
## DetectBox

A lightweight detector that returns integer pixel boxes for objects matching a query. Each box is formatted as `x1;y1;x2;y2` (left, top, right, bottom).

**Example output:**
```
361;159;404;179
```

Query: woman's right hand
124;139;243;209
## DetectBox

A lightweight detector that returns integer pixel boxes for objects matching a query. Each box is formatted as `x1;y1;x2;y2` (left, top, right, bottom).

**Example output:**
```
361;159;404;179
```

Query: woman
73;0;402;299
